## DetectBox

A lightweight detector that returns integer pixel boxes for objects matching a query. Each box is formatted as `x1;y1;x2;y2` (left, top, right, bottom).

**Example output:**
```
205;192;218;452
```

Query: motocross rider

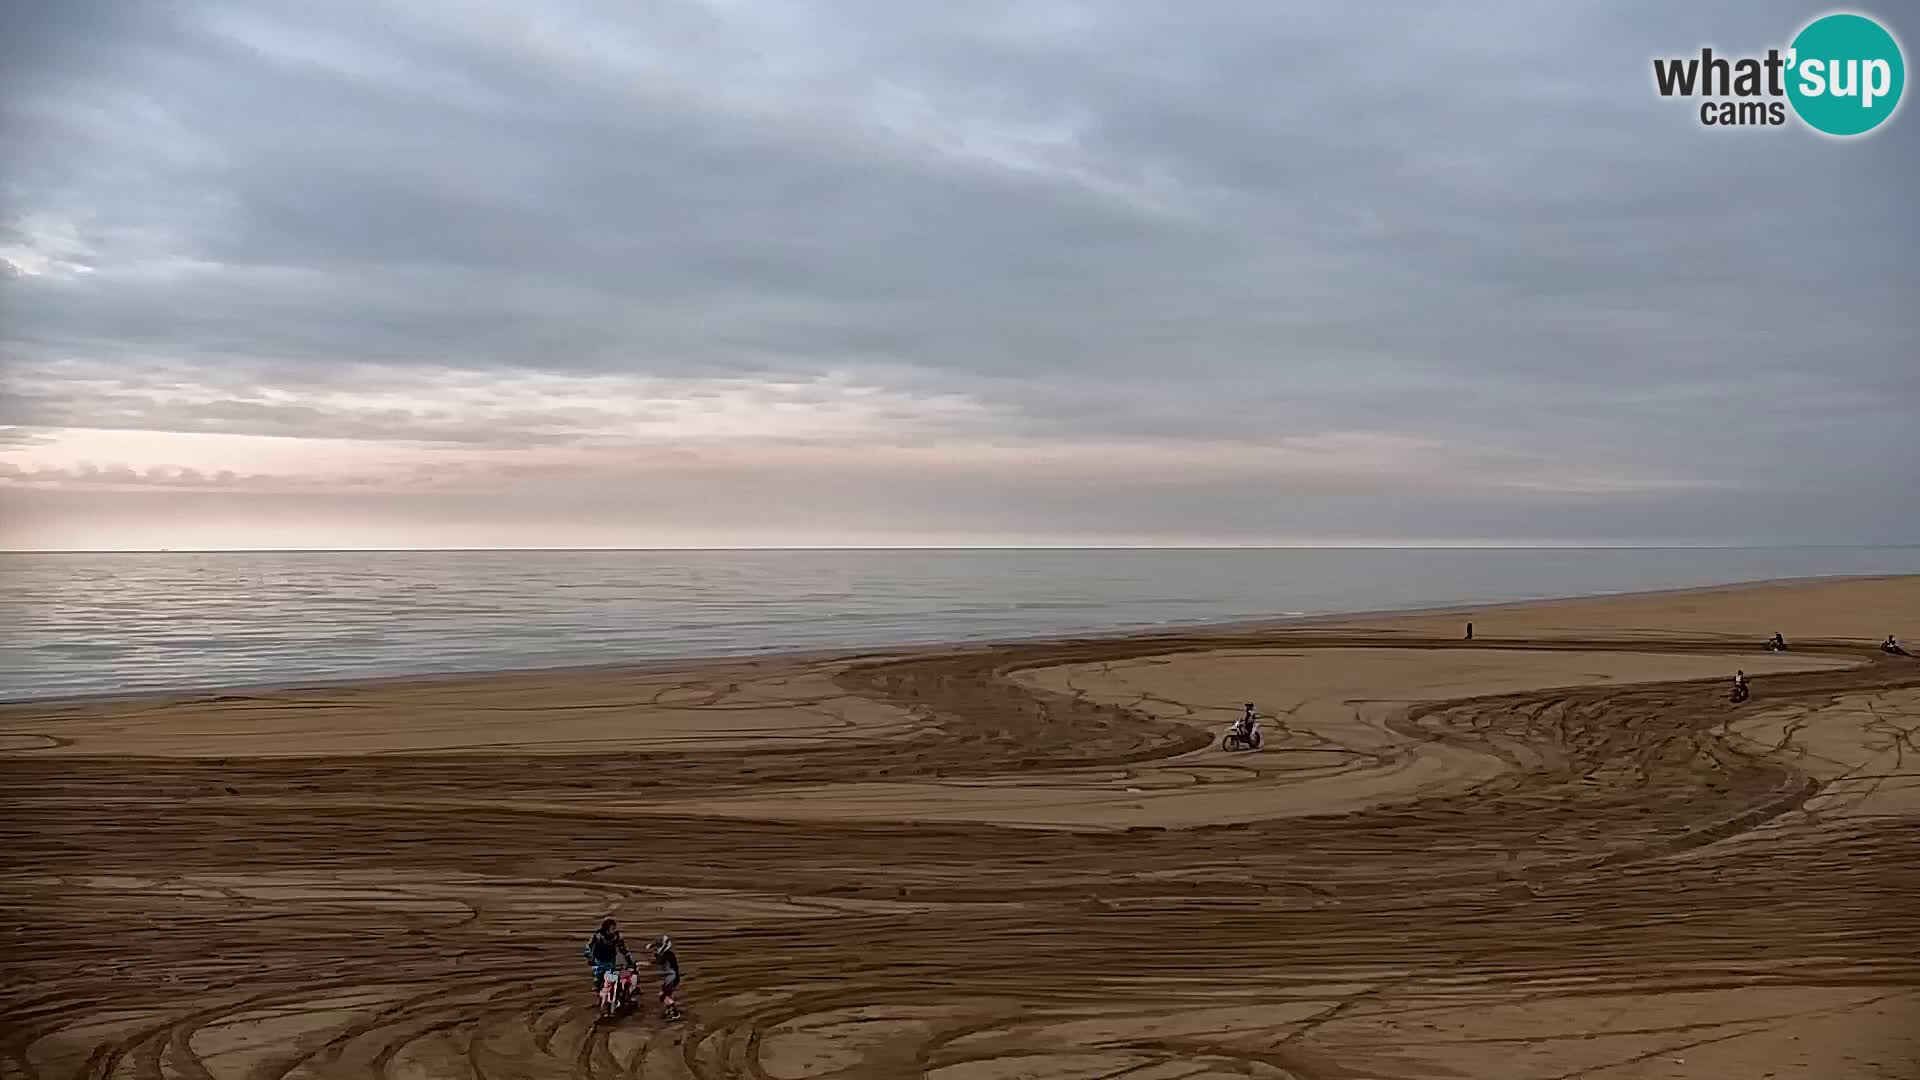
584;917;635;991
650;934;684;1020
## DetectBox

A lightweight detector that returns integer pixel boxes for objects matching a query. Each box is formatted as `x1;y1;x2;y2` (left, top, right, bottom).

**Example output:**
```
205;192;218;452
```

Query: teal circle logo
1786;13;1905;136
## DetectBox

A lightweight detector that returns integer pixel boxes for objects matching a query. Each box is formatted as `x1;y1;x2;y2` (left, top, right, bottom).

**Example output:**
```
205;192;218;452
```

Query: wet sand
2;576;1916;1079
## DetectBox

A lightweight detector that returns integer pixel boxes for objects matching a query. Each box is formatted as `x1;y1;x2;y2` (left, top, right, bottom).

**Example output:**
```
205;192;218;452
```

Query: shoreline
6;571;1913;709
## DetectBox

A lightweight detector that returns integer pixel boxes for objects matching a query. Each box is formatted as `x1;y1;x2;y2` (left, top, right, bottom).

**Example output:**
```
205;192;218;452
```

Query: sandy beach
2;575;1916;1079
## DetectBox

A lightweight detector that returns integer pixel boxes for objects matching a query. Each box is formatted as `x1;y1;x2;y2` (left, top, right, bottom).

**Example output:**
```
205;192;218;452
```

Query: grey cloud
0;384;598;448
0;426;56;447
1;0;1916;543
0;461;251;488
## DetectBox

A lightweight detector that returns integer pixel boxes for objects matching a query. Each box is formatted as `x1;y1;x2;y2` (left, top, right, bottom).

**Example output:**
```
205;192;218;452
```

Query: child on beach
650;934;684;1021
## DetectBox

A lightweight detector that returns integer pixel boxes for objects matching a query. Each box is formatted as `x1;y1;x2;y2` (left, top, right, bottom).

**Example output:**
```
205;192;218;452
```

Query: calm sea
3;547;1918;702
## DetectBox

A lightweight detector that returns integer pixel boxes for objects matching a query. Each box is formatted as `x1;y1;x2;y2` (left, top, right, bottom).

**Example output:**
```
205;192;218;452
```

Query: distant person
649;934;684;1021
1465;621;1474;641
1236;703;1258;740
1730;669;1749;703
583;917;635;992
1885;635;1908;656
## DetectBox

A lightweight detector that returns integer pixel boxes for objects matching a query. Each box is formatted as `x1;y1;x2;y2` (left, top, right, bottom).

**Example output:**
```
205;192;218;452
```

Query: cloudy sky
1;1;1914;550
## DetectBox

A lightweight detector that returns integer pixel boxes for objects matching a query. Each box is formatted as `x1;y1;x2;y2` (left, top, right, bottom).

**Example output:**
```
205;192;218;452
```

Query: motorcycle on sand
1222;706;1264;752
598;967;640;1018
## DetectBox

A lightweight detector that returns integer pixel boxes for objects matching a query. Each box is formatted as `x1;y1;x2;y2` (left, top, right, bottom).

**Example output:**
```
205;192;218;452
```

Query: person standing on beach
583;917;635;991
649;934;684;1020
1465;621;1474;641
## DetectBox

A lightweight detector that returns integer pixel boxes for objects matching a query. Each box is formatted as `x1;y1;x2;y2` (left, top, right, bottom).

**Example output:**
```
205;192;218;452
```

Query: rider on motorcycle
1732;670;1748;696
1767;632;1786;651
1224;704;1261;750
583;917;635;992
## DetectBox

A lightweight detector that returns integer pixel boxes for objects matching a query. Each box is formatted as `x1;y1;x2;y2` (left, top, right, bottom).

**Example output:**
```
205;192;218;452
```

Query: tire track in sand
1;633;1915;1078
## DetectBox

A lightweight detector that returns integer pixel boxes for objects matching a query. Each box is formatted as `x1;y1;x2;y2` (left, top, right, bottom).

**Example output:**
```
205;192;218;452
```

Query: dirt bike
1729;684;1750;704
1221;723;1263;752
598;968;639;1018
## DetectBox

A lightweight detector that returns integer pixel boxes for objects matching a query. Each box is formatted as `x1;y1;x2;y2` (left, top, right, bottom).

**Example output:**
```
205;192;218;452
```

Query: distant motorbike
1764;638;1787;652
599;968;639;1018
1729;684;1750;704
1221;722;1263;752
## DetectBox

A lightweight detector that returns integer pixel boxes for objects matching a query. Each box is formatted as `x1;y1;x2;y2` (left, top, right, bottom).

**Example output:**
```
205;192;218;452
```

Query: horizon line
4;543;1915;555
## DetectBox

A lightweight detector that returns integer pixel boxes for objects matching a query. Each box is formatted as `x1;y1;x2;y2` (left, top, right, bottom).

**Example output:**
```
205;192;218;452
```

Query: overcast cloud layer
1;0;1915;548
